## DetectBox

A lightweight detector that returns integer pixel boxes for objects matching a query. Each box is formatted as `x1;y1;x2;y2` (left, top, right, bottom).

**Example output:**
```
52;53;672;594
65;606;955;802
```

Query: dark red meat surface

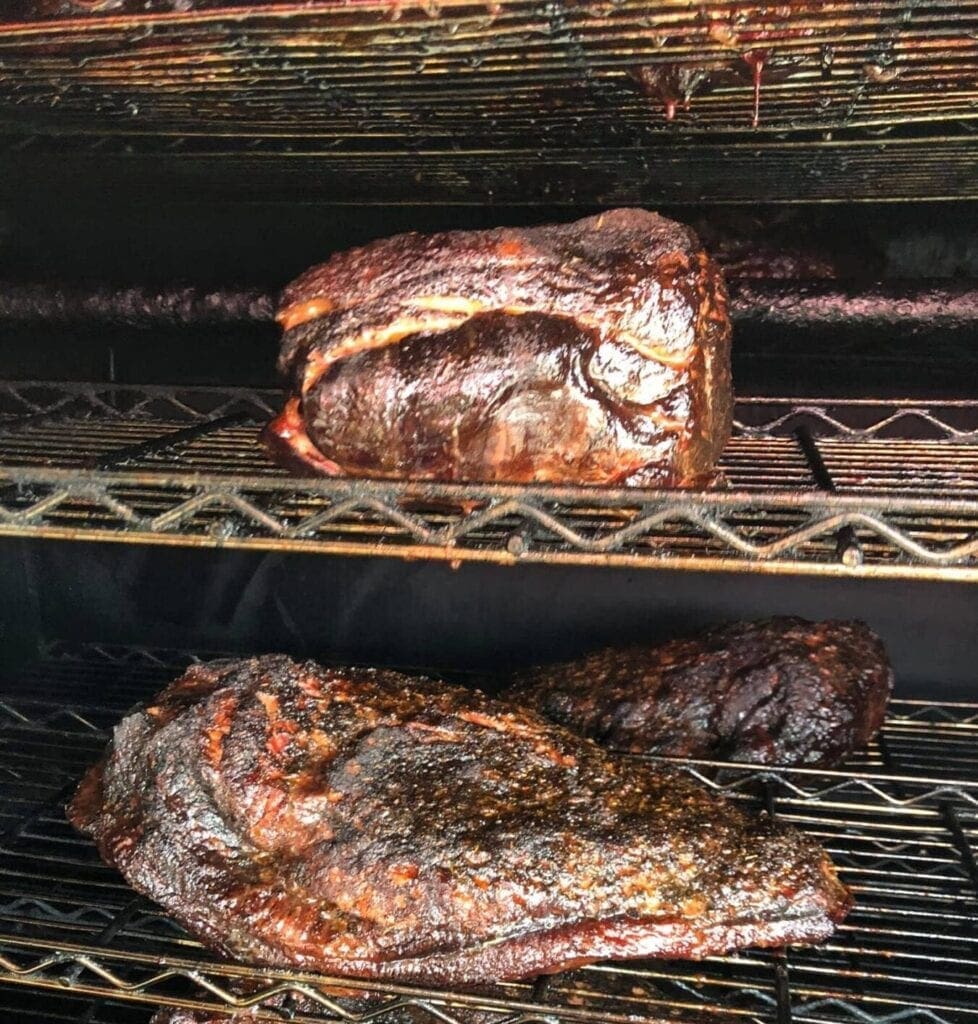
71;656;849;986
504;618;893;767
266;209;731;487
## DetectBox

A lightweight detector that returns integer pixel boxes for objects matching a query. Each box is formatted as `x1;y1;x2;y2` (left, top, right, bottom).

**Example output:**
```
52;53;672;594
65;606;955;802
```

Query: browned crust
72;656;850;985
268;210;732;487
505;617;893;768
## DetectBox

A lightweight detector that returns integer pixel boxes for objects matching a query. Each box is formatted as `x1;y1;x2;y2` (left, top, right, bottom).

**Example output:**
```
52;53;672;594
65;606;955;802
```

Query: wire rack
3;132;978;205
0;641;976;1024
2;2;977;138
2;380;978;580
2;2;978;204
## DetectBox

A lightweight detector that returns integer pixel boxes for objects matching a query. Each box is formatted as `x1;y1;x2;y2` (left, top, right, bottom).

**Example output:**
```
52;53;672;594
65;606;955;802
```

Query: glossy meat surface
71;656;849;985
266;209;731;486
505;618;892;767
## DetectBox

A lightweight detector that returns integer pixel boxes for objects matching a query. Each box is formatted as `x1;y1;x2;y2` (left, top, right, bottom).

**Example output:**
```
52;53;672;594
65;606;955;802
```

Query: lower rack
0;642;976;1024
2;382;978;580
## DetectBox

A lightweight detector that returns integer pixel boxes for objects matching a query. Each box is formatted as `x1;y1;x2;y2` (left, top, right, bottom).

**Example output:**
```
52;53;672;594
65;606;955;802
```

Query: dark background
3;540;977;696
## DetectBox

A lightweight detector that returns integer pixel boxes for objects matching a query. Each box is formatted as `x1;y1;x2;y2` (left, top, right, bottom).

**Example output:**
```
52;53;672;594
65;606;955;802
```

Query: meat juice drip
700;3;818;128
630;64;711;123
631;65;681;122
631;49;776;128
743;50;767;128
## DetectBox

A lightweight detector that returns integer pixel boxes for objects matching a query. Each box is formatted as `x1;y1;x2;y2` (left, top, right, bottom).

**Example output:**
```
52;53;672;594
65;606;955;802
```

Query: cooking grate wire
2;383;978;579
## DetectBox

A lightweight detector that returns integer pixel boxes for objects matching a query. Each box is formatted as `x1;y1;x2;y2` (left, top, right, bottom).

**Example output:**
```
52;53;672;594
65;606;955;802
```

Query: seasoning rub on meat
505;617;893;767
71;655;850;985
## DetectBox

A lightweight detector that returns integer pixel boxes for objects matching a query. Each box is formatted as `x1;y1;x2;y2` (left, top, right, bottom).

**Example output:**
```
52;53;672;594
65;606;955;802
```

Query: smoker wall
5;539;975;698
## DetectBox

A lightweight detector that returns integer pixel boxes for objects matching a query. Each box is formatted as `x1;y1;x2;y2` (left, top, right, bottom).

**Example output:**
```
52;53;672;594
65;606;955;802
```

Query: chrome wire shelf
0;642;976;1024
2;382;978;580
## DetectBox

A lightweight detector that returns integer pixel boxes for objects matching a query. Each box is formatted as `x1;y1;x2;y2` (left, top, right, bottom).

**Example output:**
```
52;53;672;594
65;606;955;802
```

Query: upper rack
1;380;978;580
2;2;978;203
4;2;978;139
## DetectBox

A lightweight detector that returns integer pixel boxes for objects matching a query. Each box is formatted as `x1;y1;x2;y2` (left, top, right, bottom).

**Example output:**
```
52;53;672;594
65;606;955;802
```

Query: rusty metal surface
0;4;977;202
1;2;976;138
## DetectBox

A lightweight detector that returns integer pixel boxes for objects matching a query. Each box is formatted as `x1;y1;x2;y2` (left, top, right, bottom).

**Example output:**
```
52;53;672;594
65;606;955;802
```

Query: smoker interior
3;1;978;1018
0;198;976;1024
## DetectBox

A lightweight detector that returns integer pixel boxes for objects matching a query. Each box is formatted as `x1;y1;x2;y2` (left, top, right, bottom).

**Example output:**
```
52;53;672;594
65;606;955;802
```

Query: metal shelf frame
0;642;976;1024
2;381;978;579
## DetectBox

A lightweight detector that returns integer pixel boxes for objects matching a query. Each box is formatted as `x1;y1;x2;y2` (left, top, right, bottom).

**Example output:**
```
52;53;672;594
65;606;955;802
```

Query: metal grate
2;3;977;138
0;642;976;1024
1;3;978;204
4;132;978;205
2;381;978;579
